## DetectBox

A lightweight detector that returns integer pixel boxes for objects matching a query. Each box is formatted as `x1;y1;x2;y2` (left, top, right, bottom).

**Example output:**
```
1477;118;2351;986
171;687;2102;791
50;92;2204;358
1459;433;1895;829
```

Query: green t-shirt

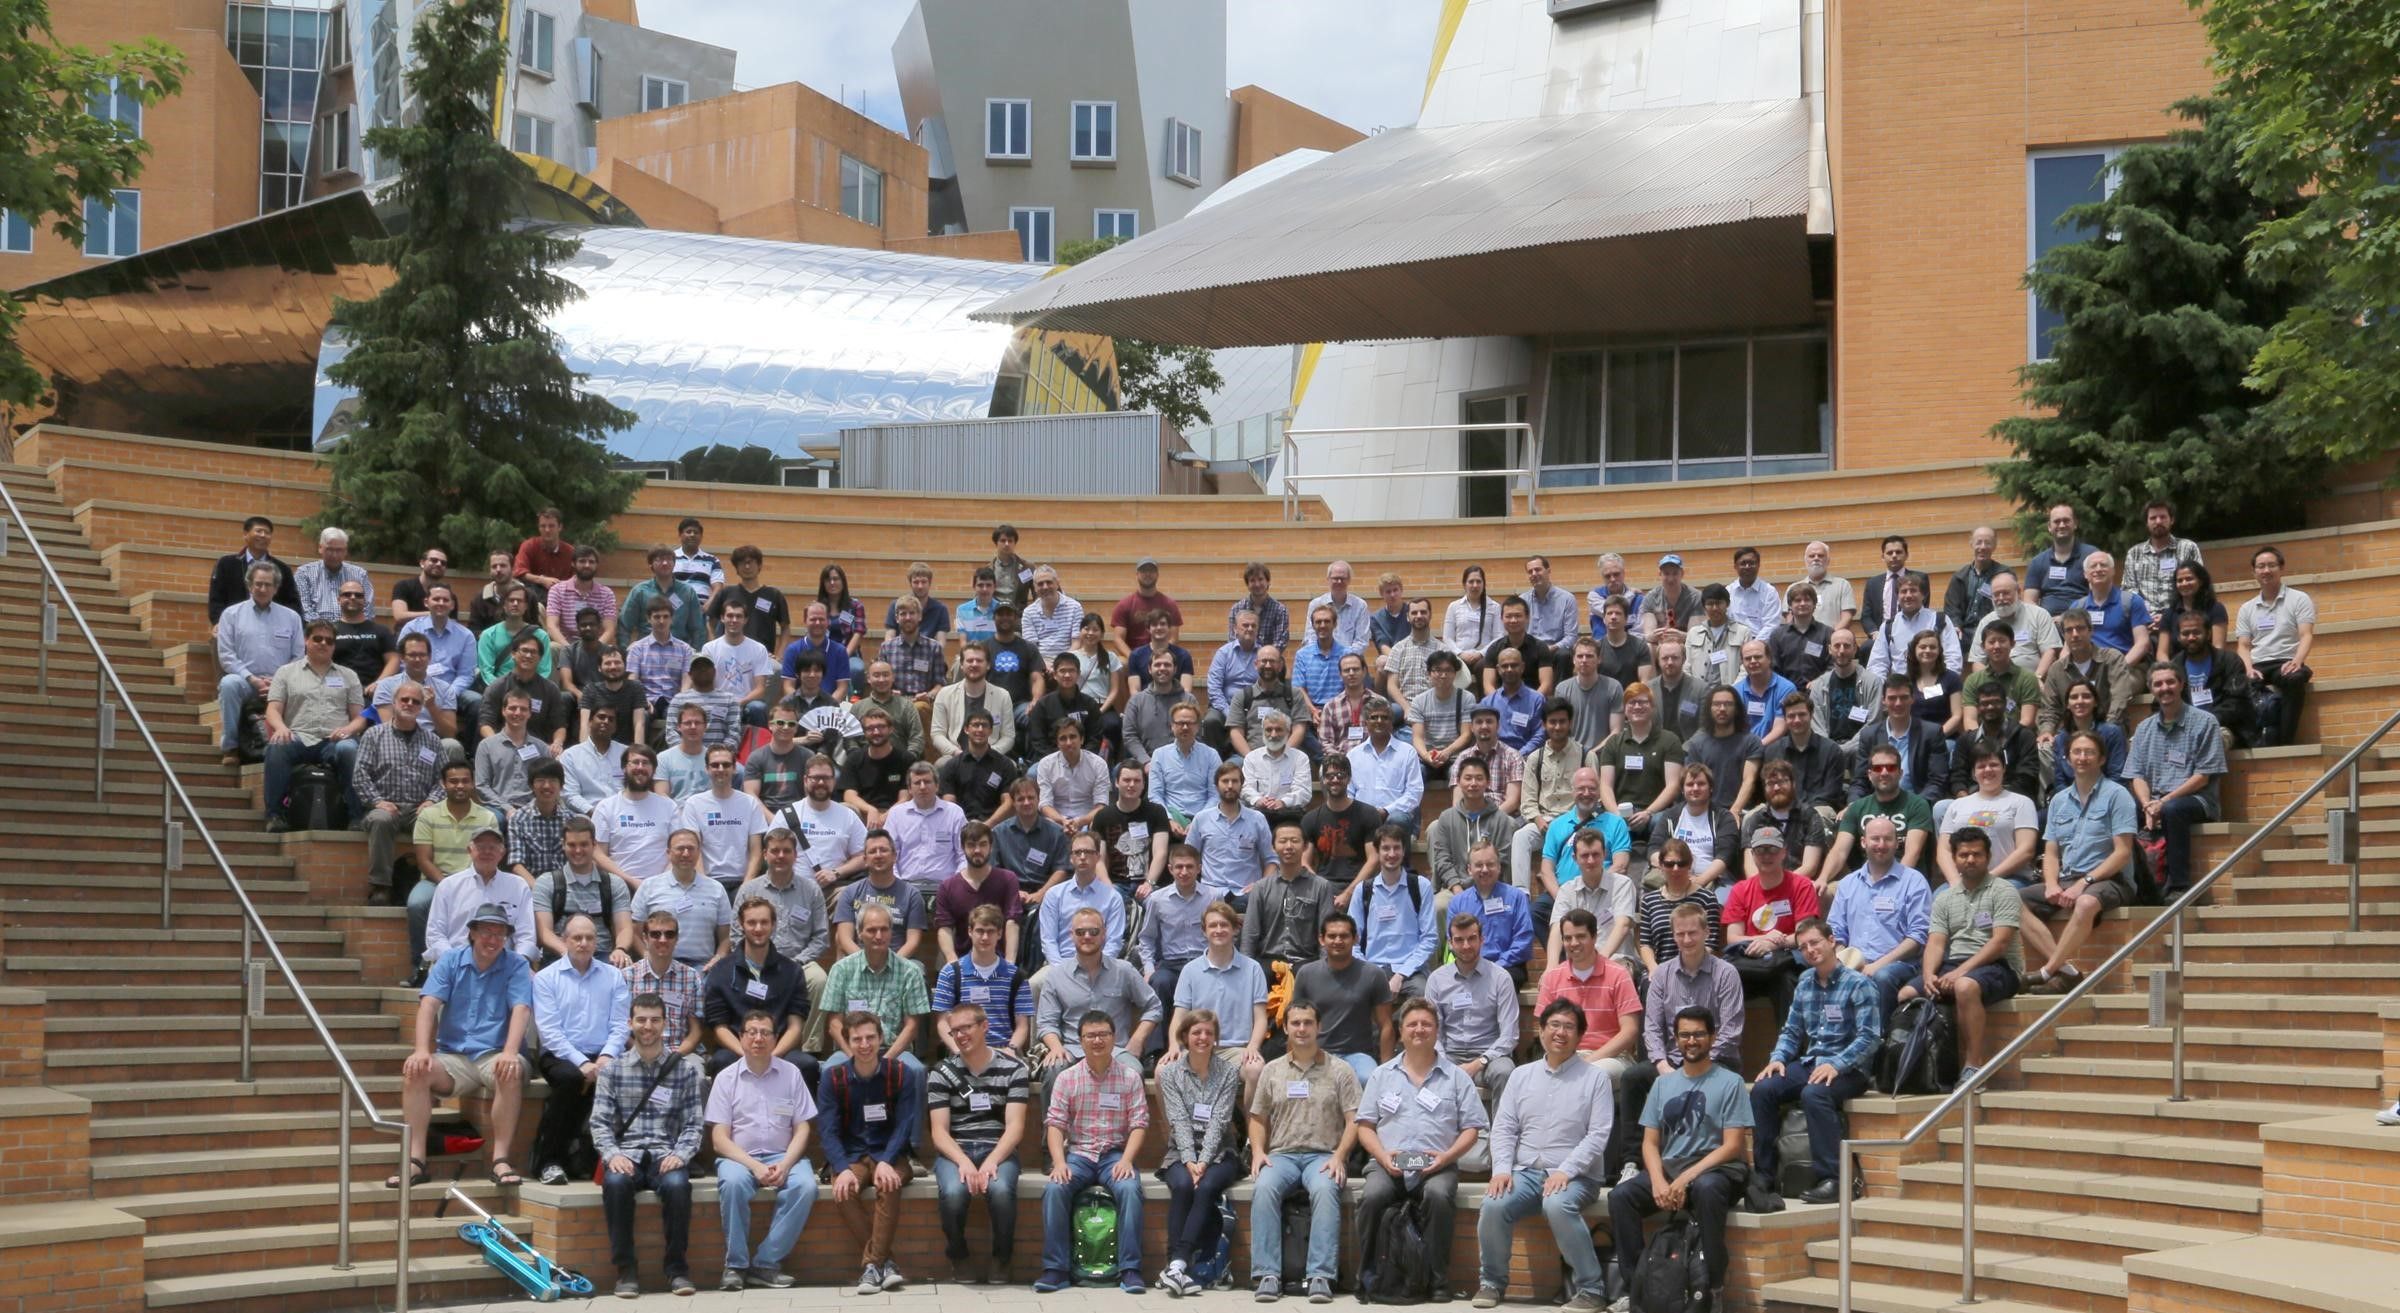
1596;725;1684;812
1961;666;2041;719
1930;875;2023;973
1839;790;1933;838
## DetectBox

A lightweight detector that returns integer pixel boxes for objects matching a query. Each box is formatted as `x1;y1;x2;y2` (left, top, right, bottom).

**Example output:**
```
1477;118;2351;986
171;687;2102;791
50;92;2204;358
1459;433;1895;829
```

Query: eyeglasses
1658;859;1690;870
770;720;798;729
1071;927;1104;937
647;929;679;940
1866;764;1900;774
307;635;333;644
338;592;366;600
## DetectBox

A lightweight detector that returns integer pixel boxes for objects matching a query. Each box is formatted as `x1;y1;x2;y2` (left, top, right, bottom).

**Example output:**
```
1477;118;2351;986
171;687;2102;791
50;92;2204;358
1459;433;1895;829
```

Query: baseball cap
1659;553;1685;569
1747;827;1785;850
469;822;505;843
1135;556;1159;570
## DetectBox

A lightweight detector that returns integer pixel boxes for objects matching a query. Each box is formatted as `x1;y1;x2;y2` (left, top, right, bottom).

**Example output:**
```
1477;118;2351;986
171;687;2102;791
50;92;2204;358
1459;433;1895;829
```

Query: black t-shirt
480;673;570;742
741;741;815;809
710;584;792;651
983;637;1043;706
839;748;916;810
390;577;432;616
1300;801;1387;885
1091;800;1174;885
1484;634;1554;684
1594;633;1651;688
331;620;394;688
1292;956;1392;1059
937;749;1020;821
557;638;612;693
579;676;646;733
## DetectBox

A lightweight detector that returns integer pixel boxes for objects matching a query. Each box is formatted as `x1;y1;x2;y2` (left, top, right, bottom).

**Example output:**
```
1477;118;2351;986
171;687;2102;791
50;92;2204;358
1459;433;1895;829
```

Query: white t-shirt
1938;790;2038;845
772;799;868;875
1674;808;1717;864
700;636;777;697
594;791;681;880
679;789;772;882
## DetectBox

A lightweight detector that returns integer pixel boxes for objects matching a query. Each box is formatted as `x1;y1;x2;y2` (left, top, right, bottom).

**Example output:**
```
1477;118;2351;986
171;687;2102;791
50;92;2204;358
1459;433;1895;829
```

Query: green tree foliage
317;0;636;563
2193;0;2400;473
1989;99;2316;551
676;443;783;485
0;1;184;408
1057;237;1224;431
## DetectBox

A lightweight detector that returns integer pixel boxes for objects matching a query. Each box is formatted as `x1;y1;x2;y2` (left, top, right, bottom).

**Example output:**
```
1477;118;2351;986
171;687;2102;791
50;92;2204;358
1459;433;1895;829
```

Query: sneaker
1564;1295;1606;1313
1255;1275;1283;1302
1122;1273;1149;1295
718;1271;746;1293
856;1264;883;1295
537;1164;568;1186
878;1265;906;1292
1160;1268;1192;1298
264;816;292;833
2380;1101;2400;1127
748;1268;795;1289
1607;1298;1632;1313
668;1275;696;1296
1616;1161;1640;1185
1472;1286;1504;1308
613;1277;640;1299
1035;1274;1072;1295
1953;1065;1982;1092
1308;1276;1334;1303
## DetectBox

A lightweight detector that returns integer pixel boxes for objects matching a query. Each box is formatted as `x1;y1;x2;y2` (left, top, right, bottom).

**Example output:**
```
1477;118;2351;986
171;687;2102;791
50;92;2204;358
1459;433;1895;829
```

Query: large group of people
207;504;2310;1305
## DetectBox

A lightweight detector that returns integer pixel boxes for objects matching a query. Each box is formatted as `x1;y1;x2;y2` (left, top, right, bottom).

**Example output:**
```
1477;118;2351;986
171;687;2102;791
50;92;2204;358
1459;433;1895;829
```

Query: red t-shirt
515;536;576;583
1721;871;1822;940
1111;591;1183;649
1535;957;1642;1049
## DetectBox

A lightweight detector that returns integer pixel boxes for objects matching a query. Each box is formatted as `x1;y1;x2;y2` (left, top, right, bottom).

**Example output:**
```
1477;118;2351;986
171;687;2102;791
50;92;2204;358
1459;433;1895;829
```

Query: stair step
1762;1275;2063;1313
2018;1054;2380;1093
1931;1123;2261;1169
94;1141;405;1182
1851;1196;2247;1255
142;1253;508;1309
2053;1022;2380;1054
140;1213;533;1278
1897;1160;2261;1217
1801;1235;2127;1299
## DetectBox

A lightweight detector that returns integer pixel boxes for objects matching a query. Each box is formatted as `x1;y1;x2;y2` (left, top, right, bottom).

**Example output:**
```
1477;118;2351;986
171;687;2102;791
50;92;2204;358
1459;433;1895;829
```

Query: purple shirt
886;798;967;890
934;869;1024;934
705;1055;818;1158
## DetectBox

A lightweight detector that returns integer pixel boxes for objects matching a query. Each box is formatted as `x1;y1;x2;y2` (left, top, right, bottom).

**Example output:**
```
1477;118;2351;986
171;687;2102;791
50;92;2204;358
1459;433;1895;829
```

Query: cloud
635;0;1436;135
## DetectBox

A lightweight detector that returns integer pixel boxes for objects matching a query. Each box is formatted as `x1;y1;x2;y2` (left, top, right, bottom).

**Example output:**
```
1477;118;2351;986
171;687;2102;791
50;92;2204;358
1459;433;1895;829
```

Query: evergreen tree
317;0;636;563
1057;237;1223;430
1990;98;2315;552
0;1;184;410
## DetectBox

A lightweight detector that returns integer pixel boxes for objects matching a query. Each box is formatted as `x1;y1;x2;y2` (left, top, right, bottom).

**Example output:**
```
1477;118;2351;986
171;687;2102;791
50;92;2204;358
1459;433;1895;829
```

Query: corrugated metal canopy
973;100;1819;348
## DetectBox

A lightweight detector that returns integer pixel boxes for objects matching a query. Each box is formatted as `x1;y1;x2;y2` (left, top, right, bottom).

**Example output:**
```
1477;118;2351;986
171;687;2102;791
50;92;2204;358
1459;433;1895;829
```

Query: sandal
489;1161;524;1187
386;1157;429;1189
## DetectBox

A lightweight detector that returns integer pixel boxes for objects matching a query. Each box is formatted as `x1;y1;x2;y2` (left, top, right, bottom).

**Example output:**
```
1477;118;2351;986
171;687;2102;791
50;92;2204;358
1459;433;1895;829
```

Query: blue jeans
262;736;358;822
1337;1052;1379;1085
1040;1151;1143;1281
1863;959;1921;1022
1751;1066;1871;1186
407;877;436;967
717;1149;819;1270
216;674;260;750
933;1150;1021;1263
1251;1152;1342;1283
1476;1171;1602;1296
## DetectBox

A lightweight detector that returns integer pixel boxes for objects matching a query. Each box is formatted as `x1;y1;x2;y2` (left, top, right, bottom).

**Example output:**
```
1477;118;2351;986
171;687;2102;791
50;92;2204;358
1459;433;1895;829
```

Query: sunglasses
1658;859;1690;870
647;929;679;940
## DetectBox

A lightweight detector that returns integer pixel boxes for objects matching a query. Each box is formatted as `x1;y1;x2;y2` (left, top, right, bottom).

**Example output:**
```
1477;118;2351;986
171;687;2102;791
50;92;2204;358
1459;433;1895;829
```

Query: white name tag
1193;1102;1214;1121
1482;897;1505;914
968;1092;993;1111
1804;642;1824;657
1768;899;1792;917
647;1085;673;1108
1377;903;1398;921
1848;705;1872;723
987;772;1004;787
1973;913;1996;929
2048;567;2069;583
418;746;439;765
1873;896;1895;914
1919;683;1942;699
2191;687;2214;706
1509;712;1529;727
1709;650;1731;665
1415;1086;1441;1111
1286;1081;1311;1100
753;599;773;612
1126;824;1149;844
1746;701;1766;719
517;742;543;761
1027;849;1048;866
863;1103;887;1123
2165;750;2189;770
668;594;684;610
324;674;345;689
1821;1005;1842;1026
530;698;545;712
744;978;769;999
1623;754;1646;772
2087;611;2106;628
1377;1092;1402;1113
1097;1094;1124;1111
1018;568;1034;583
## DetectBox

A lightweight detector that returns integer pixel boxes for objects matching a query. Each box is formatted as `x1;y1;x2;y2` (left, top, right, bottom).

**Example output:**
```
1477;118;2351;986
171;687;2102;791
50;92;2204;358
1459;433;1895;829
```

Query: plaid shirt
1770;964;1883;1074
1230;595;1291;648
2121;537;2204;614
820;948;932;1040
589;1045;703;1160
507;803;569;876
878;632;947;696
1449;738;1524;793
1045;1055;1149;1159
354;720;445;810
621;958;704;1047
627;635;695;702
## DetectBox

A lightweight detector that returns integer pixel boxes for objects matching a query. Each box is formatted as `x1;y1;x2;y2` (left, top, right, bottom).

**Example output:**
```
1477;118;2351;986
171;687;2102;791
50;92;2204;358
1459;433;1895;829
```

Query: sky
635;0;1439;137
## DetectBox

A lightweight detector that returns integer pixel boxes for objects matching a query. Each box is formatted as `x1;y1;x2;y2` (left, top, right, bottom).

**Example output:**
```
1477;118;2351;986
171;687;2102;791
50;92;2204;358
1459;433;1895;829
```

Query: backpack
1280;1189;1314;1285
1774;1107;1817;1200
283;763;347;831
829;1058;907;1153
1361;873;1426;935
1358;1191;1437;1304
541;874;618;966
2131;835;2167;907
1185;1192;1237;1288
1070;1185;1119;1285
1874;998;1959;1096
1629;1210;1712;1313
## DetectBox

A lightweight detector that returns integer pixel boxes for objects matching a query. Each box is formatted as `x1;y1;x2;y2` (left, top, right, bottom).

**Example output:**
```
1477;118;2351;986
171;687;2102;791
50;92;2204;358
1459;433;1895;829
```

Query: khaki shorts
2016;875;2129;916
437;1050;513;1098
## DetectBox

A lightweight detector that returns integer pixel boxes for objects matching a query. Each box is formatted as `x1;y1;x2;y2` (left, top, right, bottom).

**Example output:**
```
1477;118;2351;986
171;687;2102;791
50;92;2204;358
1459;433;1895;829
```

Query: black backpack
1874;998;1959;1096
1774;1107;1817;1199
1629;1210;1712;1313
1280;1190;1314;1285
1357;1192;1437;1304
540;873;618;966
283;764;347;831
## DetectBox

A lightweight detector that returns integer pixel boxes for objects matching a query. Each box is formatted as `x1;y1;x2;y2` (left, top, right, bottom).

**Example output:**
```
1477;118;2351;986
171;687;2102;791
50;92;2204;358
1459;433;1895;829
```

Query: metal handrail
1835;702;2400;1310
1281;422;1540;519
0;484;415;1311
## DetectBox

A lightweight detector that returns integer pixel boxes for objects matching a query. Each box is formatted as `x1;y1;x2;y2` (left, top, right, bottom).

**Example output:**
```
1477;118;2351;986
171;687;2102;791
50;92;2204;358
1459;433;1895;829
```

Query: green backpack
1070;1186;1118;1285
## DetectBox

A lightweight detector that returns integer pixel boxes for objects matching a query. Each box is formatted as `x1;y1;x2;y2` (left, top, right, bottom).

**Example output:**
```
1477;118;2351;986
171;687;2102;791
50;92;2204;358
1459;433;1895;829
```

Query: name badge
1973;913;1996;929
1415;1086;1441;1111
2087;610;2106;628
1847;705;1872;723
1018;568;1035;583
2048;567;2070;583
1482;897;1505;914
2191;687;2214;706
1822;1004;1842;1026
1623;754;1646;772
987;771;1004;787
1709;650;1730;665
1377;1092;1402;1114
744;978;769;999
1804;642;1824;657
1027;849;1048;866
417;746;439;765
1377;902;1398;921
753;598;773;612
668;594;684;610
647;1085;673;1108
1680;702;1699;720
1873;896;1895;914
1509;712;1529;727
1097;1094;1124;1111
2256;615;2279;633
2165;750;2189;770
1127;824;1149;843
863;1103;887;1123
530;698;545;713
1193;1102;1214;1121
1919;683;1942;699
1286;1081;1311;1100
1746;701;1766;719
1768;899;1792;918
324;674;345;689
968;1092;993;1111
517;742;543;761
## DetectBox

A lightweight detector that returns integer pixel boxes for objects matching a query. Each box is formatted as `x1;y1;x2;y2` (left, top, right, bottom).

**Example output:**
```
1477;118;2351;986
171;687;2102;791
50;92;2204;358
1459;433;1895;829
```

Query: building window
641;75;687;111
0;210;31;255
89;76;142;139
518;8;555;76
1094;209;1138;241
83;190;139;258
839;155;885;228
1010;206;1055;264
326;3;351;70
226;2;330;211
1541;333;1831;485
319;107;353;174
986;98;1031;161
2028;147;2123;361
511;112;555;160
1071;101;1116;162
1166;118;1201;186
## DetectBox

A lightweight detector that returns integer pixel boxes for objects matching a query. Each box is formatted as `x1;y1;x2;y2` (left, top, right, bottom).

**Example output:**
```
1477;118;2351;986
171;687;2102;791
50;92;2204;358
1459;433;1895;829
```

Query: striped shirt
591;1047;703;1159
927;1049;1031;1145
878;633;947;696
819;949;932;1040
1021;596;1086;661
932;956;1035;1048
1637;886;1723;961
547;578;618;632
354;720;445;811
